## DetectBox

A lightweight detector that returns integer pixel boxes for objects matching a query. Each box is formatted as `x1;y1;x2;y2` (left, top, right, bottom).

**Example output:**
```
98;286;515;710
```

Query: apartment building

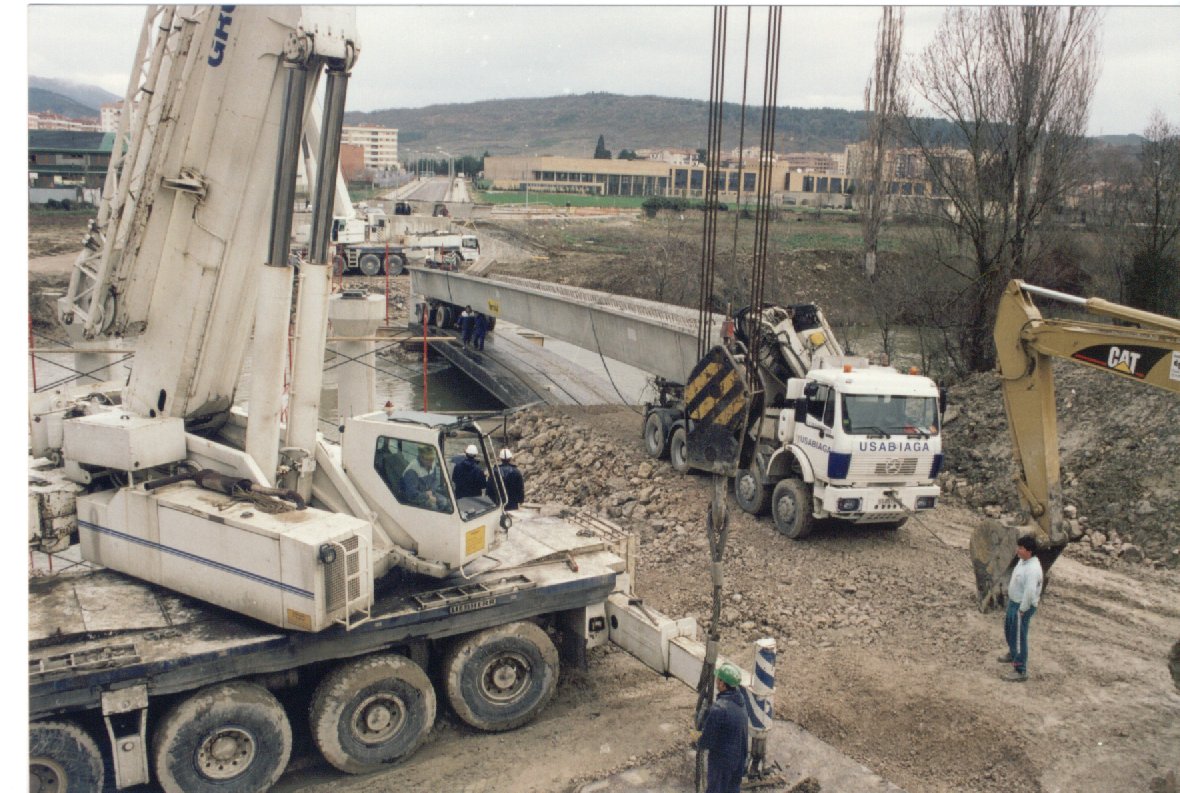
341;124;399;172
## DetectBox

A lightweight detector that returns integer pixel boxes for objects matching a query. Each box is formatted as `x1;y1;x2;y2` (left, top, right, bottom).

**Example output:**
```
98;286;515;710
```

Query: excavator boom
971;280;1180;610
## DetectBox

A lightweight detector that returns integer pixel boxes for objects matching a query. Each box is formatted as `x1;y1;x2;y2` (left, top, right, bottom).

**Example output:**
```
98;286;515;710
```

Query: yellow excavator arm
970;280;1180;610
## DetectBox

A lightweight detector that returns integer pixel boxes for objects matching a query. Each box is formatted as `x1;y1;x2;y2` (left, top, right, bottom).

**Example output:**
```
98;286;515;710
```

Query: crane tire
771;478;815;539
29;720;104;793
444;621;558;732
358;253;383;277
387;253;407;276
153;681;291;793
310;653;436;774
668;425;690;473
644;412;668;459
733;467;771;516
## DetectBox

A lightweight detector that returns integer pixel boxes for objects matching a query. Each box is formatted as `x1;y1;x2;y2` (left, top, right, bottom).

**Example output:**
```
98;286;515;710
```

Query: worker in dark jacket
495;448;526;510
459;306;475;349
473;312;489;350
451;444;487;499
697;662;748;793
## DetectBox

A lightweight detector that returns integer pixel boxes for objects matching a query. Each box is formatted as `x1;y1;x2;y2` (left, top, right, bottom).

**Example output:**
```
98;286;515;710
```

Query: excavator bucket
969;519;1021;612
684;345;752;477
971;519;1067;612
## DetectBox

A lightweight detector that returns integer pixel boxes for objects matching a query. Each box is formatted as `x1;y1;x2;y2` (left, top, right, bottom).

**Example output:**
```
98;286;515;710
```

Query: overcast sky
23;5;1180;138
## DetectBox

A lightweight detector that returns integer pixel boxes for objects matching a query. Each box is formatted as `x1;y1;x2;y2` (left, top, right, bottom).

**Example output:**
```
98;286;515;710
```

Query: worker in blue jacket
494;448;526;510
697;662;748;793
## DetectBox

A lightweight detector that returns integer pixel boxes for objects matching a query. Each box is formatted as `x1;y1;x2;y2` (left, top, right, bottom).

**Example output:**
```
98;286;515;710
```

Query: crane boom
971;279;1180;609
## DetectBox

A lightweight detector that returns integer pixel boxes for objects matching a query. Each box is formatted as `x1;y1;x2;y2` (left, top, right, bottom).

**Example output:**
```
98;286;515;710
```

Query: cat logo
1106;345;1142;375
1073;344;1169;382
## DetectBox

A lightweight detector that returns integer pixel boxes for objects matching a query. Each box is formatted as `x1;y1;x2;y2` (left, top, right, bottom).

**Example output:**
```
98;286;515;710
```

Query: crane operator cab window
375;437;454;514
841;395;940;437
443;433;499;521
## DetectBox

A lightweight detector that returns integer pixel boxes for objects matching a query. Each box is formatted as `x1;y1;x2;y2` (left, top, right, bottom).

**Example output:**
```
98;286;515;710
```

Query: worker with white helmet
495;448;526;511
451;443;488;500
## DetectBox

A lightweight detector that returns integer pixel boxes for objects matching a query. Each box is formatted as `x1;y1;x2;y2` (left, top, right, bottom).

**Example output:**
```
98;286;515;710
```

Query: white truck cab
770;360;943;533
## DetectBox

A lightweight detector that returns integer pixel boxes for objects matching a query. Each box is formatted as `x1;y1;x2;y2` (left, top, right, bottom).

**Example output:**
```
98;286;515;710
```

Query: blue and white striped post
743;637;776;777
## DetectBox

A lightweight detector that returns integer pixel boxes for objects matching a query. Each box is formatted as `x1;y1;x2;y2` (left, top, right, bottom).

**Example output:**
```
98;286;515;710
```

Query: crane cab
342;410;504;572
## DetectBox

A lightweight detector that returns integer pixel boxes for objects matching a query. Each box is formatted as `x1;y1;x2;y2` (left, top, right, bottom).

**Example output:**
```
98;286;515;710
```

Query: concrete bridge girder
408;268;724;385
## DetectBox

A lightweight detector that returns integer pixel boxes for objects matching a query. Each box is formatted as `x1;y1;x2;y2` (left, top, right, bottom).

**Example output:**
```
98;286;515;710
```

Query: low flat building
28;130;113;190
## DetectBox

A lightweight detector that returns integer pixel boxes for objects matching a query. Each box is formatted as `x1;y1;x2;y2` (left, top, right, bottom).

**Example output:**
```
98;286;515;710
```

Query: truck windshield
841;394;939;437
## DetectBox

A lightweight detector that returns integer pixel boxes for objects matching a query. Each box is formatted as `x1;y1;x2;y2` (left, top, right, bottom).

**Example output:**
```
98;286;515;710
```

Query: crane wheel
358;253;383;277
644;412;669;459
153;681;292;793
668;426;690;473
770;478;814;539
733;467;771;516
444;621;558;732
310;653;436;774
29;720;105;793
387;253;407;276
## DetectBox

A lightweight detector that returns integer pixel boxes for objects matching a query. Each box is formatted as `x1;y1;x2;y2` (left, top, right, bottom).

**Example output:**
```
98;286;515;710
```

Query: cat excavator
967;280;1180;689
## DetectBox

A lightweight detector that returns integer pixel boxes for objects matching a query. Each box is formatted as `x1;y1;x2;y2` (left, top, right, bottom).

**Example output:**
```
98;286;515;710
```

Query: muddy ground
28;211;1180;792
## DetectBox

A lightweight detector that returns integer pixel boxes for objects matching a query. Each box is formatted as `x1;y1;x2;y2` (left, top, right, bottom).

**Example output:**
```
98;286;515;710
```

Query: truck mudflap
684;345;753;476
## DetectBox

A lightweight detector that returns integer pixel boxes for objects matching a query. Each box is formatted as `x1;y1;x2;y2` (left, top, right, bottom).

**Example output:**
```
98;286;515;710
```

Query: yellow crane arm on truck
971;279;1180;612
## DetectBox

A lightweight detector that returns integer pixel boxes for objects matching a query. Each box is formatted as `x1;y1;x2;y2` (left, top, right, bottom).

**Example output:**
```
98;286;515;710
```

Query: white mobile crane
28;8;711;791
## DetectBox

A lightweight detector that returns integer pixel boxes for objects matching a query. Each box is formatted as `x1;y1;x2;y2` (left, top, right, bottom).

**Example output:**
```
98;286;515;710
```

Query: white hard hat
465;444;478;457
499;448;513;461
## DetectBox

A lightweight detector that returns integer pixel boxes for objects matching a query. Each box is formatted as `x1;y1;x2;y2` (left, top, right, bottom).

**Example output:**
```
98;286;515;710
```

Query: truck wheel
668;426;690;473
644;412;668;459
29;720;104;793
734;467;771;516
444;621;558;732
310;653;436;774
387;253;407;276
358;253;383;277
153;681;292;793
771;478;814;539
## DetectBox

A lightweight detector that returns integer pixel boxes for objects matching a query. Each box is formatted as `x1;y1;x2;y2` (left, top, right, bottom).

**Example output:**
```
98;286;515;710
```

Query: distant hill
29;87;99;119
30;76;119;113
1096;133;1145;150
344;92;903;159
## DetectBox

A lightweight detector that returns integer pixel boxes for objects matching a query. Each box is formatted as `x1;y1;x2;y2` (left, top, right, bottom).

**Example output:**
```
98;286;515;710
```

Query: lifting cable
693;10;782;791
693;9;731;790
745;6;783;387
696;6;727;361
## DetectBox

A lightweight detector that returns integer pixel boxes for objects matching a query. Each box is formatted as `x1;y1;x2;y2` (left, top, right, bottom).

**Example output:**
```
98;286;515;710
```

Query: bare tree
859;6;904;279
1124;111;1180;315
901;7;1100;371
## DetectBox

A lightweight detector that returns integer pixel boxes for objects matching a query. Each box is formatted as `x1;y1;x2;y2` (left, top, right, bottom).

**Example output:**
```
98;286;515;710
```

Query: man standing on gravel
1000;535;1043;682
697;662;748;793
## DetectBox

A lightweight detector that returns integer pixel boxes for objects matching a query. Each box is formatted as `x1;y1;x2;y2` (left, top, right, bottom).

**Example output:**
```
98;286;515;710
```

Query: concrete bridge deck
417;321;636;409
409;268;725;386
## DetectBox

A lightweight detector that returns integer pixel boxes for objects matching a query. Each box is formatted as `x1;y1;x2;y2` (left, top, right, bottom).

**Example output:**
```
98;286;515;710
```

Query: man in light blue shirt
999;534;1043;681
